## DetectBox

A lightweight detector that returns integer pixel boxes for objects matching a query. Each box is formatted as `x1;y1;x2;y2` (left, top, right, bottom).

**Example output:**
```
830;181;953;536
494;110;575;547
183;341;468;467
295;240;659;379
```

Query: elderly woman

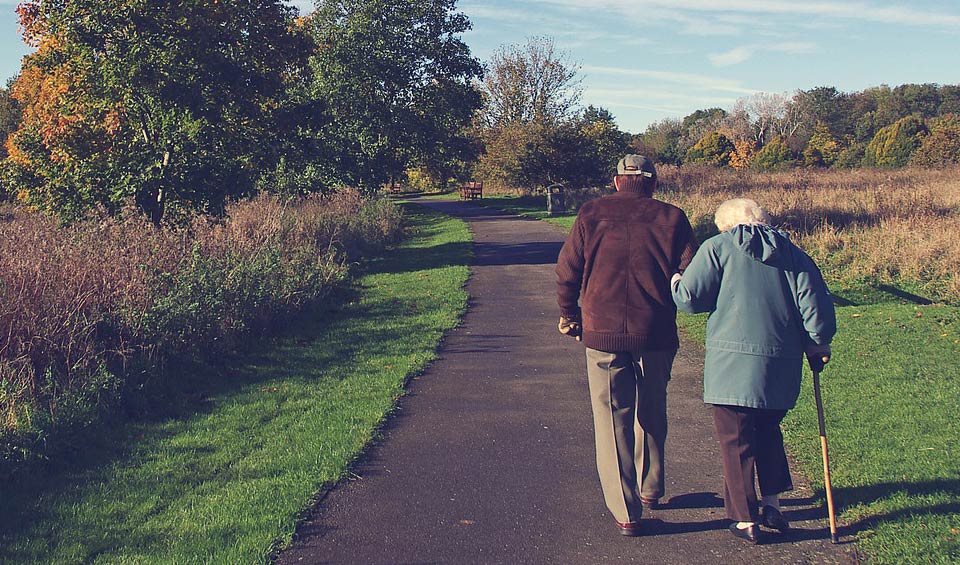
671;198;835;544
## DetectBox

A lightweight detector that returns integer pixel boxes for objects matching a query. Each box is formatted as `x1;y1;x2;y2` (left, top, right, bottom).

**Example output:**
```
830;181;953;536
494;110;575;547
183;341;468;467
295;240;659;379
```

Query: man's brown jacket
556;187;697;352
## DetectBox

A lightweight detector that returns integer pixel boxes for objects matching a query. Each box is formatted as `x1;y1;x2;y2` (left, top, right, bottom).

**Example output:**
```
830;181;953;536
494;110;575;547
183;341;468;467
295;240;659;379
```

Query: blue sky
2;1;959;133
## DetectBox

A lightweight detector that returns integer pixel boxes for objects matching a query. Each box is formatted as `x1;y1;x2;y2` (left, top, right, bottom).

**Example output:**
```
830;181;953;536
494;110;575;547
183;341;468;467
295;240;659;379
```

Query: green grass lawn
477;194;960;564
0;205;471;564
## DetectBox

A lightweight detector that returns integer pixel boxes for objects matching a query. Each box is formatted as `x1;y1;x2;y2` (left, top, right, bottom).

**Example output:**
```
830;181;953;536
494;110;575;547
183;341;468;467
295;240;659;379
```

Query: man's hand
558;316;582;341
805;344;831;372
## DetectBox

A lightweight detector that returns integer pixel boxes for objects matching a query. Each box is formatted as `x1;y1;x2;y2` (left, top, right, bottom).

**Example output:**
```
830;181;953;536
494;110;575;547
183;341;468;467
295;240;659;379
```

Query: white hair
714;198;771;232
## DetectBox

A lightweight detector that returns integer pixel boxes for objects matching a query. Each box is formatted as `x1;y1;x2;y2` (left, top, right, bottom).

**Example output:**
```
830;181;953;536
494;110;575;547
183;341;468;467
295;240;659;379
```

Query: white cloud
775;41;817;54
706;41;818;67
528;0;960;28
709;46;752;66
583;65;759;95
586;86;738;107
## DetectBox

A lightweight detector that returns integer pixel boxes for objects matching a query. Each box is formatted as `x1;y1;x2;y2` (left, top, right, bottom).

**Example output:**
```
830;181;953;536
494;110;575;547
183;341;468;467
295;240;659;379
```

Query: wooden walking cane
812;357;839;544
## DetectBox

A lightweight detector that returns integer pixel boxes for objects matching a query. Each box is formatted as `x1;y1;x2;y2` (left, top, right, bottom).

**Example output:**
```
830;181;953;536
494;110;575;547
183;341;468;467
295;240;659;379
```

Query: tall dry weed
655;166;960;300
0;191;403;444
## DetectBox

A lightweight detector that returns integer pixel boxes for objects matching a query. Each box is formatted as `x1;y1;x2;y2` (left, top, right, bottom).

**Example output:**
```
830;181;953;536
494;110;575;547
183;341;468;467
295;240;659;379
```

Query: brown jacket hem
582;332;680;353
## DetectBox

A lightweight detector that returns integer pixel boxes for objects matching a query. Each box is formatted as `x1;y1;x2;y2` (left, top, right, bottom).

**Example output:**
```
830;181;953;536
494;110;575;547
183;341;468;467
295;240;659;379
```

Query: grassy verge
477;194;960;564
0;205;471;564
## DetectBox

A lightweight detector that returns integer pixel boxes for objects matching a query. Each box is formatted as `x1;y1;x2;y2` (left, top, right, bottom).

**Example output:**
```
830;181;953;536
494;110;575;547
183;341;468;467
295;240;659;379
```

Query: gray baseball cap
617;154;656;178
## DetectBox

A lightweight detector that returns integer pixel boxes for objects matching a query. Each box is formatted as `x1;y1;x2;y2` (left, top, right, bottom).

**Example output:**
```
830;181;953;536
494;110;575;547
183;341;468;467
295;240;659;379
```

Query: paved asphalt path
277;199;858;565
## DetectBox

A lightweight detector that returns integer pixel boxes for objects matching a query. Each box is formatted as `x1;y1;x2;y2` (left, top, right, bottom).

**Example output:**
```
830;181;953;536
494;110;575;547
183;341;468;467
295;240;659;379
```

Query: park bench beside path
277;197;858;565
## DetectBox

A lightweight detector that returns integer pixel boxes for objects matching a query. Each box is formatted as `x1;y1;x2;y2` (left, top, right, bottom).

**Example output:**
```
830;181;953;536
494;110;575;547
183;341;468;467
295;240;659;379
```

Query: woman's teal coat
672;224;836;410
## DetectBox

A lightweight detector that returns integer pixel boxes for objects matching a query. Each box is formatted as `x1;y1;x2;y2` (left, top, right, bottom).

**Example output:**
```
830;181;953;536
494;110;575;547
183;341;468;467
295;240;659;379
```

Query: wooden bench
387;181;402;194
459;181;483;200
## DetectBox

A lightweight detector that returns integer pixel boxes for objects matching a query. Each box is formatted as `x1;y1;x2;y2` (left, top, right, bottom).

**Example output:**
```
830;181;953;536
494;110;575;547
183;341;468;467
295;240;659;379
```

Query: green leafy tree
832;142;866;169
0;78;20;160
475;37;594;189
308;0;483;191
893;83;941;119
685;131;735;167
679;107;726;155
576;106;629;183
940;86;960;115
633;118;683;165
803;121;841;167
911;114;960;167
751;136;797;170
864;115;927;168
7;0;311;223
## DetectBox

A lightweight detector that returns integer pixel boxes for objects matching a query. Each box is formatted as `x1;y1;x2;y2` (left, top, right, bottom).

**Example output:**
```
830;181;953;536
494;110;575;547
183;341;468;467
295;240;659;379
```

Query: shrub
0;191;402;462
685;131;735;167
803;122;841;167
864;115;927;168
832;142;866;169
911;114;960;167
404;166;438;193
752;137;797;170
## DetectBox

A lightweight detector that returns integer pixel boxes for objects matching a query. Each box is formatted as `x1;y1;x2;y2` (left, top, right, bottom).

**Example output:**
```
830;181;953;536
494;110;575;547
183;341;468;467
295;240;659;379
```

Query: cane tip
831;533;839;544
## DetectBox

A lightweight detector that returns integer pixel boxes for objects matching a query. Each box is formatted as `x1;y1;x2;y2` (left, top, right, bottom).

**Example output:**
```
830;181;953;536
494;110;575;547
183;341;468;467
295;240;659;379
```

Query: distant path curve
277;198;858;564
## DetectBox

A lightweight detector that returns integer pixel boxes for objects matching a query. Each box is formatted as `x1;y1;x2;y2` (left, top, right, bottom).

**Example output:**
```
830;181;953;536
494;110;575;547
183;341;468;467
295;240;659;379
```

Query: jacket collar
612;187;653;198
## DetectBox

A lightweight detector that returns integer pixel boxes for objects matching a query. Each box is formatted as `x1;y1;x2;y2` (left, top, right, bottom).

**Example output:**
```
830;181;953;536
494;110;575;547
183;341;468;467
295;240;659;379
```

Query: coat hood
732;224;791;267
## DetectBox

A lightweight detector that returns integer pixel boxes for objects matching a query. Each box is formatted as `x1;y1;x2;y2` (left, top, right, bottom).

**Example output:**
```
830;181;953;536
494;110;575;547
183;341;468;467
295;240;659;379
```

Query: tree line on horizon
1;0;960;225
635;83;960;172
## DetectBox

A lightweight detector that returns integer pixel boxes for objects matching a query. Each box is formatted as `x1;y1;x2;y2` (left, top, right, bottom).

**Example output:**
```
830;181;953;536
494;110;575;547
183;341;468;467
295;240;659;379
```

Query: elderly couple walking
555;155;836;543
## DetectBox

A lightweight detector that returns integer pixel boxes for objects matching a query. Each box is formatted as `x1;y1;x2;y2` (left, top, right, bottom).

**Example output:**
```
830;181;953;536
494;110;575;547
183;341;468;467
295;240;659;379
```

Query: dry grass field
656;165;960;301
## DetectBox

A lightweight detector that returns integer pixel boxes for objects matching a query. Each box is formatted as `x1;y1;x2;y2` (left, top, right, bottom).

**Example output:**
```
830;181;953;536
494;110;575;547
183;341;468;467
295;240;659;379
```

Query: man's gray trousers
585;347;676;523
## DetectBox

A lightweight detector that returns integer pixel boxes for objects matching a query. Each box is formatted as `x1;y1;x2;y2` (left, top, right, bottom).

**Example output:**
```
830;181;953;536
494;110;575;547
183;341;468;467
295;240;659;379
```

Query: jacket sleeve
671;240;722;314
677;214;698;272
795;252;837;346
556;215;585;320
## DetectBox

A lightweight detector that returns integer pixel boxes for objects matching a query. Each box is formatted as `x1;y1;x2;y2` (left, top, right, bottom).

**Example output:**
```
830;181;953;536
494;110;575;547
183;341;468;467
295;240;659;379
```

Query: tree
685;131;735;167
7;0;311;223
729;139;756;170
803;121;841;167
940;86;960;115
894;83;941;119
864;115;927;168
308;0;483;191
730;92;792;147
479;37;581;128
751;137;797;170
911;114;960;167
475;37;601;189
576;106;629;183
633;118;683;165
832;142;866;169
679;108;726;154
0;78;20;160
790;86;855;150
475;105;626;190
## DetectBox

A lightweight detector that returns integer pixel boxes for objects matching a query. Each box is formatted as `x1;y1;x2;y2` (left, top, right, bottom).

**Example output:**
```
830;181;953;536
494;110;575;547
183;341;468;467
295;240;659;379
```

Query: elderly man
671;198;836;544
556;155;697;536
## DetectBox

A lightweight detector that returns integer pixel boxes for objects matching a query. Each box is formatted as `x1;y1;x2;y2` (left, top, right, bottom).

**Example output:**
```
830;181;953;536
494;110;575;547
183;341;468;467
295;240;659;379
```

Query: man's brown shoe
616;520;643;537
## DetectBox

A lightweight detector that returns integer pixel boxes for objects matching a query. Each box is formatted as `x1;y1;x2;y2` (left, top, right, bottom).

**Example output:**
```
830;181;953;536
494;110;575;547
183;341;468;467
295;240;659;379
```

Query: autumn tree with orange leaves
4;0;312;222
